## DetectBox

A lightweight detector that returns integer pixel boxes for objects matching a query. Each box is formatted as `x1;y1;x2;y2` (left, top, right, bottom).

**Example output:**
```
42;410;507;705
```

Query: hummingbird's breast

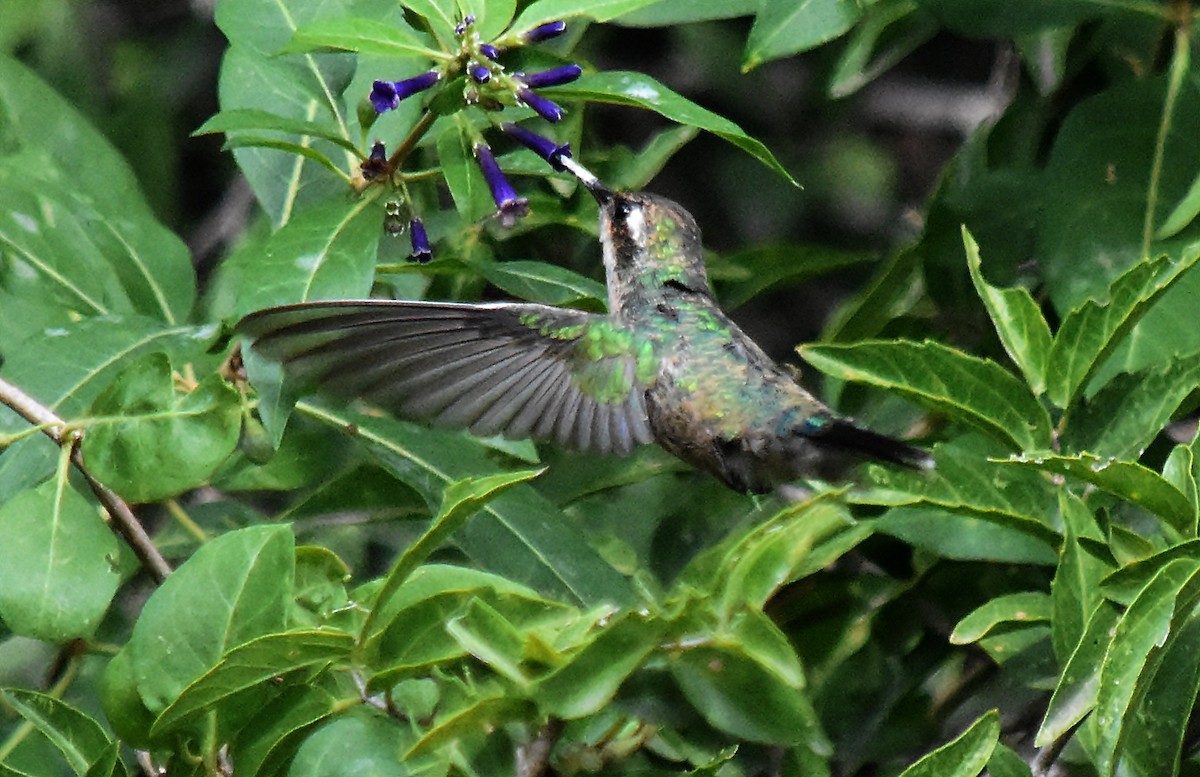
632;296;826;492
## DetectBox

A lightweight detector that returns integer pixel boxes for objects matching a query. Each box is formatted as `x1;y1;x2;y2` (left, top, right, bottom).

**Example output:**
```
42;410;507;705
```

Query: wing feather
239;300;657;455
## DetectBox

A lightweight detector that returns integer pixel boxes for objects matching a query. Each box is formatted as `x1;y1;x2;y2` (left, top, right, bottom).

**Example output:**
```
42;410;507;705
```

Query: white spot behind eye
625;206;646;246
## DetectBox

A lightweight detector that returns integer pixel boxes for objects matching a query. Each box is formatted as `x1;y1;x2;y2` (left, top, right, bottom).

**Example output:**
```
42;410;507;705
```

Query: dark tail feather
818;419;935;471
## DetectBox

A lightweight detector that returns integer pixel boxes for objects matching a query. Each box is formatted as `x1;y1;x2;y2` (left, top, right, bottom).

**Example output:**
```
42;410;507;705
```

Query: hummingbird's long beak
559;156;613;205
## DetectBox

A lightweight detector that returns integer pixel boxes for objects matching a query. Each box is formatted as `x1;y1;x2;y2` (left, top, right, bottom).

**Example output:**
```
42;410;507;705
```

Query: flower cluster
367;15;587;260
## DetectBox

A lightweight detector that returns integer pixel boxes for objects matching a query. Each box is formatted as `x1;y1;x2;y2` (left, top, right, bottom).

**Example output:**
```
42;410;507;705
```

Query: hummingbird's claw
559;156;612;204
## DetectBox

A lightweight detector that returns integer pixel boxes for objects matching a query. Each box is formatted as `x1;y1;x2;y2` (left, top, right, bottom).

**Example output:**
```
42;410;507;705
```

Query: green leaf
129;525;294;712
302;405;631;606
476;260;607;306
670;642;827;747
1119;608;1200;777
361;467;544;640
963;227;1052;396
230;197;381;317
744;0;862;70
801;340;1053;451
1046;250;1200;409
854;439;1060;553
828;1;937;98
715;245;874;311
0;478;120;641
1050;492;1112;661
986;743;1034;777
995;453;1194;532
0;690;118;777
1039;73;1200;313
1037;601;1122;746
81;354;241;503
914;0;1110;37
282;17;445;59
229;683;343;777
405;692;532;759
613;0;757;25
290;712;413;777
871;508;1056;565
446;598;528;684
717;500;857;612
1060;353;1200;460
1155;165;1200;239
896;709;999;777
214;46;354;226
1094;558;1200;776
508;0;664;34
0;60;191;326
150;630;355;737
437;124;497;223
549;71;796;185
195;108;361;155
532;613;665;718
950;592;1051;645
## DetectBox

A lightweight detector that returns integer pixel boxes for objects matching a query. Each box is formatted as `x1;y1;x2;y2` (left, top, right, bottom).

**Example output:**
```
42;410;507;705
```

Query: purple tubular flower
523;20;567;43
454;15;475;35
369;71;440;113
501;122;571;171
475;143;529;225
409;217;432;263
518;88;563;122
360;140;389;180
479;43;501;59
469;63;491;84
519;64;582;89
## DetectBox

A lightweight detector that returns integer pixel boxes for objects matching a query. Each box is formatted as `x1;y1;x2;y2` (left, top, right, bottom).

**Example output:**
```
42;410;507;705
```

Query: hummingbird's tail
814;418;935;471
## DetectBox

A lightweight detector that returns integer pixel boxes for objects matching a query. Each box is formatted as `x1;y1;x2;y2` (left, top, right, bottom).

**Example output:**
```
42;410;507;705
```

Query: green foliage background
3;0;1200;775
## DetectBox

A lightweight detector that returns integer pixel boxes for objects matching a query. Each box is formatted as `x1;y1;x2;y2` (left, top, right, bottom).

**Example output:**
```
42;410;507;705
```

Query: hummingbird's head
594;189;712;306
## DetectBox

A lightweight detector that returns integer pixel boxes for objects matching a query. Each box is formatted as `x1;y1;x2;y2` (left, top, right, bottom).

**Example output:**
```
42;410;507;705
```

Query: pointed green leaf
477;260;607;307
1037;601;1122;746
81;354;241;503
995;453;1194;531
532;613;665;719
302;404;631;606
508;0;663;33
950;592;1051;645
829;1;937;98
963;227;1052;395
1094;558;1200;776
897;710;999;777
1155;165;1200;239
231;197;381;317
150;630;355;737
670;642;828;748
0;478;120;641
1119;608;1200;777
549;71;796;185
360;467;544;640
1101;541;1200;606
445;598;529;684
744;0;862;70
437;124;495;223
1046;250;1200;409
282;17;445;59
229;683;343;777
129;525;294;712
0;691;117;777
801;340;1052;451
1050;492;1112;661
195;108;361;155
855;441;1060;550
1061;353;1200;460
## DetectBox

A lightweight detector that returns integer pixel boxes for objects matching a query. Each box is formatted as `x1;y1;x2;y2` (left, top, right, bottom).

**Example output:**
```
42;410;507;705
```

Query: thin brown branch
0;376;172;583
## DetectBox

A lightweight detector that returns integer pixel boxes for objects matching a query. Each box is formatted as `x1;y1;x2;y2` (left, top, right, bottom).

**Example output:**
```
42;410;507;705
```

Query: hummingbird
238;170;933;493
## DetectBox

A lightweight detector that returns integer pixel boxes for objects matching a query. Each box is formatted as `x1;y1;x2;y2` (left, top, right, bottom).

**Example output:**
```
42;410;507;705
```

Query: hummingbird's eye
613;199;635;220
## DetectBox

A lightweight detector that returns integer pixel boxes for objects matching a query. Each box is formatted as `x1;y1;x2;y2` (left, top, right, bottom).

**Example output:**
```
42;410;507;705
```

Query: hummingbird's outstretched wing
238;300;657;455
